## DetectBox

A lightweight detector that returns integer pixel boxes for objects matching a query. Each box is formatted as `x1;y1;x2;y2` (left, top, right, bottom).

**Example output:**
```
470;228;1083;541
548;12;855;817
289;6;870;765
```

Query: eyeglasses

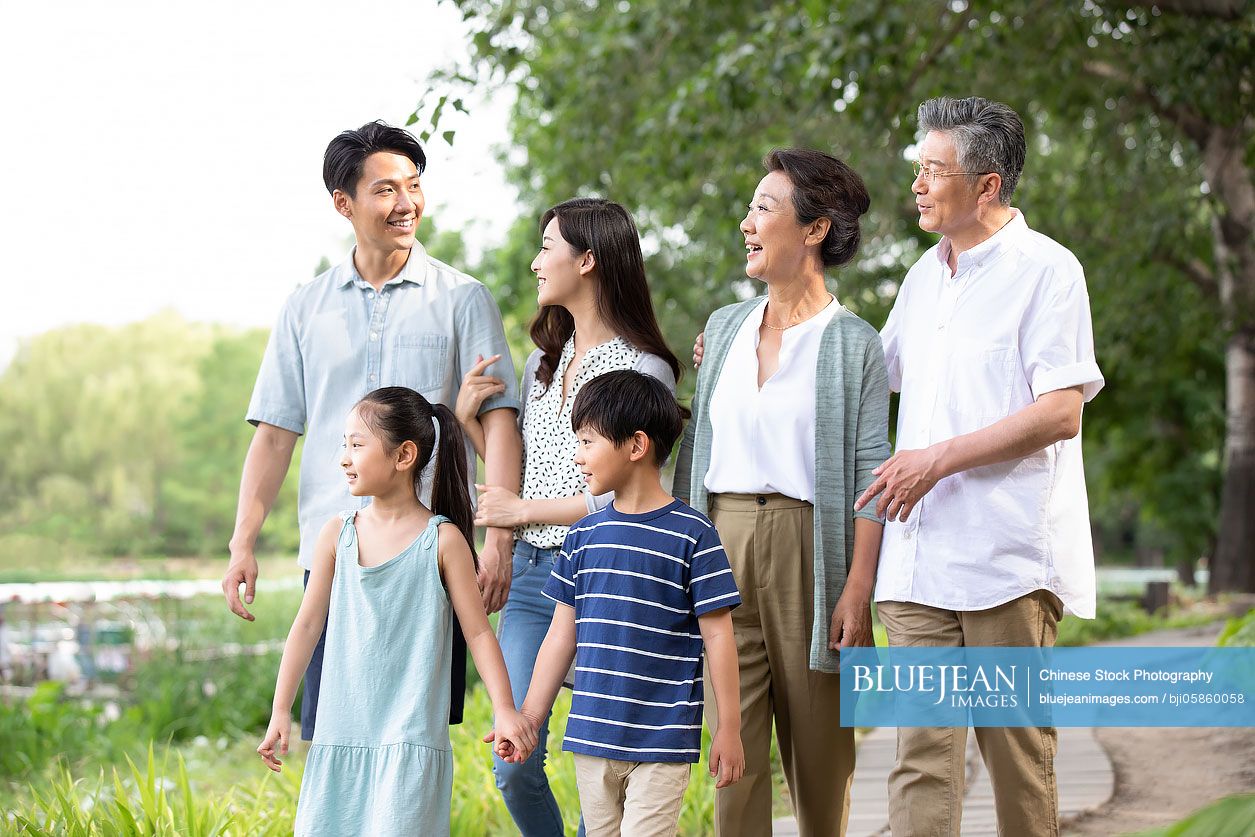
911;161;988;183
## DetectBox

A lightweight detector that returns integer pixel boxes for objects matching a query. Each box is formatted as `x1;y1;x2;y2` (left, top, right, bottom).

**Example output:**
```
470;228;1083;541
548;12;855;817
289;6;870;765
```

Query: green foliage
0;315;300;562
441;0;1246;567
1055;599;1219;647
1217;608;1255;648
1131;792;1255;837
0;683;108;779
6;745;298;836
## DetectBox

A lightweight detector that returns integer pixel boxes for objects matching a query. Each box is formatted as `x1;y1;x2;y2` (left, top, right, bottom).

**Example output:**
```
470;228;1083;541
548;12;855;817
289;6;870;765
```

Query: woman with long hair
456;198;682;836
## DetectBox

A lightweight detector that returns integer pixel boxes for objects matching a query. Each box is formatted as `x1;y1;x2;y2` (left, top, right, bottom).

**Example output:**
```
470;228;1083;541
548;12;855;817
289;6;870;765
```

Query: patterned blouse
517;334;675;548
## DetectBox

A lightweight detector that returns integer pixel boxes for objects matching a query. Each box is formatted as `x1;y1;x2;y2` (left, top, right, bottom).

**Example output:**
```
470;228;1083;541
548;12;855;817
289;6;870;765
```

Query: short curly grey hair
918;97;1025;205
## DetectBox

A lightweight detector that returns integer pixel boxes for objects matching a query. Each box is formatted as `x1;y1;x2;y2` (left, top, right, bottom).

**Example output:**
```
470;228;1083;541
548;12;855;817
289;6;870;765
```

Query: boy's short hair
571;370;687;465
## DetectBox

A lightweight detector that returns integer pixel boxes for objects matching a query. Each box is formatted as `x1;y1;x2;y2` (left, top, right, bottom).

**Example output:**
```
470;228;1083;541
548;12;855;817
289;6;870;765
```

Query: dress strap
422;514;451;548
336;509;359;553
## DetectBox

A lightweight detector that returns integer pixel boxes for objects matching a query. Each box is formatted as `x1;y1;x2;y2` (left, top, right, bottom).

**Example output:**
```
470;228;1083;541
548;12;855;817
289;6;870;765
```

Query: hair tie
415;413;441;507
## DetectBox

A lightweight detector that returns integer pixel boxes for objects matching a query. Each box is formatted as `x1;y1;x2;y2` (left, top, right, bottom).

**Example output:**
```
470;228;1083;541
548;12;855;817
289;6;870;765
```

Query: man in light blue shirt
221;121;522;739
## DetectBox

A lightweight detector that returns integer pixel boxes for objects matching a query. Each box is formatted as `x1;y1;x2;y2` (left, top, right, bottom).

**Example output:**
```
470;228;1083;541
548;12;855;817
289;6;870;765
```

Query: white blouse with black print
516;334;676;549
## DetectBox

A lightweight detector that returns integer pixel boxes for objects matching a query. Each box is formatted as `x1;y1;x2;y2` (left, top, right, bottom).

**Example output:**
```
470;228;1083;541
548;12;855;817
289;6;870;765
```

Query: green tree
438;0;1250;589
0;316;301;562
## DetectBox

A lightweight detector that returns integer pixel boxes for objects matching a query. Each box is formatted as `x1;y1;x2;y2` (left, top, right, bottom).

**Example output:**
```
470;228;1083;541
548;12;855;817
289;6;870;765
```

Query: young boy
512;369;745;836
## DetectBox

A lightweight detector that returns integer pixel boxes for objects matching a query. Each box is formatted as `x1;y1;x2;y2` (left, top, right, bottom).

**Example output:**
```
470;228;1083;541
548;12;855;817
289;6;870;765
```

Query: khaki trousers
877;591;1065;837
706;493;855;837
573;753;691;837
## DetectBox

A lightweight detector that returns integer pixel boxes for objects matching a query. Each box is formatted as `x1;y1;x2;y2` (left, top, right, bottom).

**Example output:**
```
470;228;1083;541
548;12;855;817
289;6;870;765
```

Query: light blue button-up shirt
247;242;520;569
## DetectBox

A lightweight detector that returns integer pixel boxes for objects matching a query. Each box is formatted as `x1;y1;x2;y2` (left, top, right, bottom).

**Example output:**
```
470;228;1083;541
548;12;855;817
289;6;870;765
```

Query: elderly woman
674;148;889;837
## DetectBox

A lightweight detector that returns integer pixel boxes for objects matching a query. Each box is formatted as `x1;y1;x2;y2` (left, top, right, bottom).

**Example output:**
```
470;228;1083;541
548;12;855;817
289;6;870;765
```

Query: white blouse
704;296;840;502
517;335;675;548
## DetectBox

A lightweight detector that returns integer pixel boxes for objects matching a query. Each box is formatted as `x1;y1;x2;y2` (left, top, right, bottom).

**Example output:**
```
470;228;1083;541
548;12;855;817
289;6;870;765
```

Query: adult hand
829;587;874;649
456;354;506;427
477;529;513;614
853;447;943;523
222;548;259;621
692;332;705;369
474;484;529;529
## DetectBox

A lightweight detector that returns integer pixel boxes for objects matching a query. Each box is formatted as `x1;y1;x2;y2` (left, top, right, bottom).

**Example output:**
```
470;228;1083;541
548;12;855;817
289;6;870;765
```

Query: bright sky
0;0;517;363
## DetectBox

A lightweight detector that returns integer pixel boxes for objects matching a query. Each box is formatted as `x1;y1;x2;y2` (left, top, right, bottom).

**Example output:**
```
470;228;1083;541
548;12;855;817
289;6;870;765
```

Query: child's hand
708;727;745;788
484;709;538;764
257;714;291;773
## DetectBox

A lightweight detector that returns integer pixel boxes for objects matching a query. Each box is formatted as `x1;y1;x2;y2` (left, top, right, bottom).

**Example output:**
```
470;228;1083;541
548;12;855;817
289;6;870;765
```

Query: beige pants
706;493;855;837
572;753;691;837
878;591;1065;837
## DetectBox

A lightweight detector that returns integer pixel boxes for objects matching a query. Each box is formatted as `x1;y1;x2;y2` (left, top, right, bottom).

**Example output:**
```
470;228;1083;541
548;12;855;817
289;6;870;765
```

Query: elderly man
222;120;522;739
855;96;1103;836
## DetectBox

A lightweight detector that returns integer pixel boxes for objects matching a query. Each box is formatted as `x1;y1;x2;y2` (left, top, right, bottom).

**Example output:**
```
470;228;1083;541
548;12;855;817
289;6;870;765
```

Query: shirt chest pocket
944;341;1018;421
392;333;449;394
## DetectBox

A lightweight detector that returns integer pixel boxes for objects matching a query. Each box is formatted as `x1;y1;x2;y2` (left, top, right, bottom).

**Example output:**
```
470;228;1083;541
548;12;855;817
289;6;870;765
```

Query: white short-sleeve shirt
874;211;1104;618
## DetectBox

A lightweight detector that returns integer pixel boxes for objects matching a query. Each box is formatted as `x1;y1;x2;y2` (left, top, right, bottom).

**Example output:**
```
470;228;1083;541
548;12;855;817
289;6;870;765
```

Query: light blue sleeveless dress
294;511;454;837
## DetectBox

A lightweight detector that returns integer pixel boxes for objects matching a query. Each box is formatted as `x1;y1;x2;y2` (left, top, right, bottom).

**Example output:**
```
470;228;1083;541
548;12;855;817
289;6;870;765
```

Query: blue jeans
493;541;580;837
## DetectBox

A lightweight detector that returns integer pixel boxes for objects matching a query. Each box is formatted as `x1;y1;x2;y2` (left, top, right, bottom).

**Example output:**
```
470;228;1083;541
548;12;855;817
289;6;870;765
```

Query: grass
1130;793;1255;837
3;584;1240;834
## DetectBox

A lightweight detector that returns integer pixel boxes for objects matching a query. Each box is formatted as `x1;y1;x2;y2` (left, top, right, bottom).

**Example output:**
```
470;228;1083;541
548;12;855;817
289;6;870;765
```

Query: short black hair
570;370;687;466
322;120;427;196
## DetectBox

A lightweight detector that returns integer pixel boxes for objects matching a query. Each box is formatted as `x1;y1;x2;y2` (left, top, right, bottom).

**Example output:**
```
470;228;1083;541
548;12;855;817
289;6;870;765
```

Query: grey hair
918;97;1025;205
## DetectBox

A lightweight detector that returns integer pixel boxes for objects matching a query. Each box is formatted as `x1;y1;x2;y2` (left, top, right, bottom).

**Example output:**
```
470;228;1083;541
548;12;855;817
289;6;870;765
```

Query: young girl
257;387;537;836
455;198;683;836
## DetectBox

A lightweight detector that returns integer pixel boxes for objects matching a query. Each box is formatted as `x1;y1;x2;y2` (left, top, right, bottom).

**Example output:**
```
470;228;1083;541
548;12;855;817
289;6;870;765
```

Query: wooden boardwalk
772;725;1114;836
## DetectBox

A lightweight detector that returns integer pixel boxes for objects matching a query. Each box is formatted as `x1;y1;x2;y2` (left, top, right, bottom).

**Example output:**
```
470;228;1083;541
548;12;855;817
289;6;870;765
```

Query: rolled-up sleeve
455;282;522;416
1021;270;1104;403
853;337;891;524
246;300;306;434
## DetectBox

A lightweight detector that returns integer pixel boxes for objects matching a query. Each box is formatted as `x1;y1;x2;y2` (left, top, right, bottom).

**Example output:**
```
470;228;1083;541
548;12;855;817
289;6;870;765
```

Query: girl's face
340;408;409;497
531;217;592;307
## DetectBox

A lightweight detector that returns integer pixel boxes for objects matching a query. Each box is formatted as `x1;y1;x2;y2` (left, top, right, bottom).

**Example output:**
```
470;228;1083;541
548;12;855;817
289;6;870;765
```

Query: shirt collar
935;209;1027;273
335;240;430;289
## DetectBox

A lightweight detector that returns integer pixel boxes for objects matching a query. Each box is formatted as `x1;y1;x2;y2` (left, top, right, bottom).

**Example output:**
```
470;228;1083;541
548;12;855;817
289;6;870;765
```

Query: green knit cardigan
674;297;891;673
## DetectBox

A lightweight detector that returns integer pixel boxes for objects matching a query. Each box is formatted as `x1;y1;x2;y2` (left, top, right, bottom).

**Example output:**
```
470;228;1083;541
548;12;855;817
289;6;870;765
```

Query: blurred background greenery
1;1;1251;834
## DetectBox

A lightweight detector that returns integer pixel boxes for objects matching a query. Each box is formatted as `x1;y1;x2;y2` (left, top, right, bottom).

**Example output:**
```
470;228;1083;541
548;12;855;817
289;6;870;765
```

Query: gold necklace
760;295;834;331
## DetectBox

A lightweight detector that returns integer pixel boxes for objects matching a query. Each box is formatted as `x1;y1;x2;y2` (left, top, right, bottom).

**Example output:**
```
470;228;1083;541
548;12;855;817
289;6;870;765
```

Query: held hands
256;713;291;772
482;709;539;764
456;354;506;427
708;727;745;789
853;447;944;523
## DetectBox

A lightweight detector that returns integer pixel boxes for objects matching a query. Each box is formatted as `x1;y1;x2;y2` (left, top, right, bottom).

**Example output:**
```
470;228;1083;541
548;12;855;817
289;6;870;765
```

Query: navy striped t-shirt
542;498;741;763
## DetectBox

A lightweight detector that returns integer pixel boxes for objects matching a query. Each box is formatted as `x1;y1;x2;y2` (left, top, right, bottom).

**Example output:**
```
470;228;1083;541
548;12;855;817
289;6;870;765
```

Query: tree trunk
1205;120;1255;594
1211;329;1255;593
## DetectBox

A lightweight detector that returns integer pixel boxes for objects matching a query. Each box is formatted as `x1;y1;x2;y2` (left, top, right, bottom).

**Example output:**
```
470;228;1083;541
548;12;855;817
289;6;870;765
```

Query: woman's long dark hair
530;198;682;391
354;387;477;568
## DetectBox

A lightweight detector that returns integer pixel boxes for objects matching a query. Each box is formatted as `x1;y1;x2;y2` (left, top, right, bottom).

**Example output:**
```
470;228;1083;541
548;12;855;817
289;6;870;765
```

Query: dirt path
1063;622;1255;836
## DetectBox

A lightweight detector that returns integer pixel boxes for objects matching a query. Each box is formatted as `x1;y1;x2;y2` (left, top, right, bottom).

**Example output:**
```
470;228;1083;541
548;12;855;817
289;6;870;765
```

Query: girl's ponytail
353;387;478;569
429;403;477;569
